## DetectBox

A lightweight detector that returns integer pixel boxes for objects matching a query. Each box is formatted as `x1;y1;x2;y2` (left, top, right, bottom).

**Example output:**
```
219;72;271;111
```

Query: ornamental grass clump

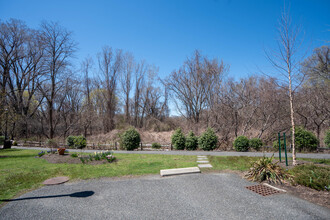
245;156;290;184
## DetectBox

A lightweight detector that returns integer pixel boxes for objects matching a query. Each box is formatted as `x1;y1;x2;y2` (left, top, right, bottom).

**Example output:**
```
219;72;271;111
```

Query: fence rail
14;141;330;153
17;141;173;151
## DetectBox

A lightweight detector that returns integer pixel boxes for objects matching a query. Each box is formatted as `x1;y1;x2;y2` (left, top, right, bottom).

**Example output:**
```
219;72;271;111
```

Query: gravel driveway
1;173;329;219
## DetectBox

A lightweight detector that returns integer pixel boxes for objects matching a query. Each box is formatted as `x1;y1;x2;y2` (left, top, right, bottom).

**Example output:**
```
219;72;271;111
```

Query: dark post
278;132;282;162
140;142;143;151
115;142;117;150
283;133;288;166
170;143;173;151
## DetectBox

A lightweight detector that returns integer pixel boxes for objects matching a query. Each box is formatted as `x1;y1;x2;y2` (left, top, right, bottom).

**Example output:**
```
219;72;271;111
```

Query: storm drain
245;184;281;196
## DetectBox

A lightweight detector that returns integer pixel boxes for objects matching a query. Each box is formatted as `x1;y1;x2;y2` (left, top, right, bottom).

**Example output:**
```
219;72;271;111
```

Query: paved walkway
12;146;330;159
0;173;328;219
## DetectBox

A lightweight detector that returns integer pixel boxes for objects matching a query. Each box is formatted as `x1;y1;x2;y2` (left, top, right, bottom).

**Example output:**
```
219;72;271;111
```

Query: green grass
208;156;261;171
0;149;196;202
289;164;330;191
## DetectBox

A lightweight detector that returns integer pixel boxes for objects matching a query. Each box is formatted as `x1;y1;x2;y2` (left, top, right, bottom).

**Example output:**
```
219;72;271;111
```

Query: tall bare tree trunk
288;71;296;165
265;7;303;166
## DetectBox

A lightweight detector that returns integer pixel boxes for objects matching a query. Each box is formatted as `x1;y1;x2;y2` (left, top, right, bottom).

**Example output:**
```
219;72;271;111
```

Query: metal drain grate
246;184;281;196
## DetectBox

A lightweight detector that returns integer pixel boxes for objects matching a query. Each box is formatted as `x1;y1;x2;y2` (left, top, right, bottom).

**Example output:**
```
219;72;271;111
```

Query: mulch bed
271;182;330;209
39;154;110;165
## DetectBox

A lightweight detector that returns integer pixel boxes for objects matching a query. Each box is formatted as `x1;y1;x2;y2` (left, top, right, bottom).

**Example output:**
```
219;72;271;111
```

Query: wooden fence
14;141;330;153
17;141;173;151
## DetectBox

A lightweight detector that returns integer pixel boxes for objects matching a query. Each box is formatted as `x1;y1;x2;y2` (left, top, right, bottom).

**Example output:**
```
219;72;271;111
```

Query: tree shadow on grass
0;191;94;202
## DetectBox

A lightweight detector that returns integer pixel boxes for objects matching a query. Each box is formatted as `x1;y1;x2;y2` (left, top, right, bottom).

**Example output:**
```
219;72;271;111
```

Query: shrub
295;127;319;152
66;136;75;148
152;142;162;149
73;136;87;149
325;129;330;148
272;140;286;151
233;136;249;152
12;140;18;146
80;151;115;164
71;153;78;158
249;138;263;151
198;128;218;151
121;127;141;151
291;164;330;191
185;131;198;150
245;156;291;184
171;128;186;150
0;136;4;145
46;139;58;148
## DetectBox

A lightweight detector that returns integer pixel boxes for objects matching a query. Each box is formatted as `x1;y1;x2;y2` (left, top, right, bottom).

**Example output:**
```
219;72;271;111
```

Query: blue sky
1;0;329;80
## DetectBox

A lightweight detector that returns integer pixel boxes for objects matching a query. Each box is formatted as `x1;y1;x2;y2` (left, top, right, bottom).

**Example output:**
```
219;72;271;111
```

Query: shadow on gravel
1;191;94;202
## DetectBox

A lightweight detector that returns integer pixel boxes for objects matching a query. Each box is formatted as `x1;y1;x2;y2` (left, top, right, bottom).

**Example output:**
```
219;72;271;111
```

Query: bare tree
0;19;27;137
265;8;304;165
120;52;134;123
81;56;94;136
133;60;146;127
166;50;227;124
39;21;76;139
97;46;122;132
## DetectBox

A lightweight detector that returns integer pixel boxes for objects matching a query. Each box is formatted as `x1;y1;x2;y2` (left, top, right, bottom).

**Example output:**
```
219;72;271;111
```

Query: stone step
160;167;201;177
198;164;213;168
197;160;209;163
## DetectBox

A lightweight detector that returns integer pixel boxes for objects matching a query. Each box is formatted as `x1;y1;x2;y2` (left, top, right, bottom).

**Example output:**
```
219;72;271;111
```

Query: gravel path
1;173;329;219
12;146;330;159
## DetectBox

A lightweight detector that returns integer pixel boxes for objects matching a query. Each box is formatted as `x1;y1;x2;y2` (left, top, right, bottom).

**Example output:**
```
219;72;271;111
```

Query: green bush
273;140;286;151
291;164;330;191
71;153;78;158
46;139;58;148
185;131;198;150
66;136;75;148
121;127;141;151
198;128;218;151
66;136;87;149
233;136;250;152
152;142;162;149
12;141;18;146
249;138;263;151
295;127;319;152
325;129;330;148
171;128;186;150
73;136;87;149
0;136;5;145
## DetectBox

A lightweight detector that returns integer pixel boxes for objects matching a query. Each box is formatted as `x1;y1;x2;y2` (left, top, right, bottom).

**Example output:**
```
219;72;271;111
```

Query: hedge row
171;128;218;151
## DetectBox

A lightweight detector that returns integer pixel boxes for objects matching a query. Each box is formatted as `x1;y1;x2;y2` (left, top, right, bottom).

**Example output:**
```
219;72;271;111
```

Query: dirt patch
39;154;110;165
270;182;330;209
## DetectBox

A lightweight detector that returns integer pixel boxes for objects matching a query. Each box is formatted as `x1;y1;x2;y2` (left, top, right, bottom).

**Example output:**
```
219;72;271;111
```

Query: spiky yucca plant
245;156;290;184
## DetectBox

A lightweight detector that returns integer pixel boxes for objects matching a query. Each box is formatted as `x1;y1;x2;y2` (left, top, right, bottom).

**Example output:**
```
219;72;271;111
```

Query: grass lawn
0;149;196;203
208;156;260;171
